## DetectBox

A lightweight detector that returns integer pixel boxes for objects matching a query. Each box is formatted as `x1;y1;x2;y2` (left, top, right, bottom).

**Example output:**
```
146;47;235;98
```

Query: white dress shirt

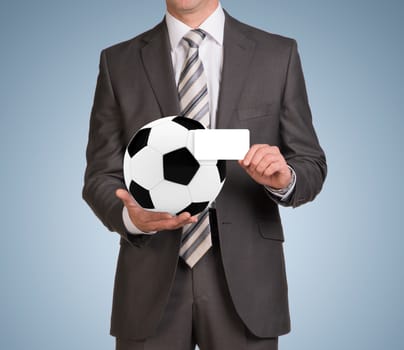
123;3;296;234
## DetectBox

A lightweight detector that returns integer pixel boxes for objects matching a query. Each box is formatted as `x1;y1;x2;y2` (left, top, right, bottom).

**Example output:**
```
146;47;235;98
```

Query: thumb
115;189;137;208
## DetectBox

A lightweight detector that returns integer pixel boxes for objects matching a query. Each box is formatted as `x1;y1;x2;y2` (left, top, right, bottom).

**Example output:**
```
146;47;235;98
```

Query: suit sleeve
268;40;327;207
82;50;151;247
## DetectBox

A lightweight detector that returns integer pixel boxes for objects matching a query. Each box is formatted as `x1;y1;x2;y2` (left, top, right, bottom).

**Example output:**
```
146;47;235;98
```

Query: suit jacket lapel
140;15;255;125
141;21;180;117
216;13;256;129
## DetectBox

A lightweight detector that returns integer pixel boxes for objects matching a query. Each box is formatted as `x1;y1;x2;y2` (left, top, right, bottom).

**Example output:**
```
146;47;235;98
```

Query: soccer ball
123;116;226;216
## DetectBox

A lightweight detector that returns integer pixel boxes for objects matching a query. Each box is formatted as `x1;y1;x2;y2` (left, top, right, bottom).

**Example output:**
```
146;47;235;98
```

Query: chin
167;0;212;13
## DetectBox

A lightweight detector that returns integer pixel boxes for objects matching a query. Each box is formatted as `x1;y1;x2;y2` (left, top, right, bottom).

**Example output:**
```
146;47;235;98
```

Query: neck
167;1;219;28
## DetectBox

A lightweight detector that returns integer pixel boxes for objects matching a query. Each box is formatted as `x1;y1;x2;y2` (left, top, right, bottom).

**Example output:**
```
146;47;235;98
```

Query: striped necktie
178;29;212;268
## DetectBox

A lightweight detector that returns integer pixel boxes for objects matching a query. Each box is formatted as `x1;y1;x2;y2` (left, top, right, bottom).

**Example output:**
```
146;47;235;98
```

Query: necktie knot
183;29;206;48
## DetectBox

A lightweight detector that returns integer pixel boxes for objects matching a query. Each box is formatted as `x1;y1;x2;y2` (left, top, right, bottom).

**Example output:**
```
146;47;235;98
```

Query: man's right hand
116;189;198;233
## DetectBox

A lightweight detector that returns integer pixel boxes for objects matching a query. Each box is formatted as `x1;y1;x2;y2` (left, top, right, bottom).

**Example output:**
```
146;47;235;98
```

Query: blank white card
192;129;250;160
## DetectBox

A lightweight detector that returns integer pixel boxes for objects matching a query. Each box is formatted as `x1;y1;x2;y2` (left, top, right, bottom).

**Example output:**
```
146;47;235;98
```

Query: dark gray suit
83;12;326;342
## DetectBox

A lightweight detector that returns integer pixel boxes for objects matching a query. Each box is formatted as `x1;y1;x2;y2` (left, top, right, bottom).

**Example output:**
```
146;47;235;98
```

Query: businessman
83;1;327;349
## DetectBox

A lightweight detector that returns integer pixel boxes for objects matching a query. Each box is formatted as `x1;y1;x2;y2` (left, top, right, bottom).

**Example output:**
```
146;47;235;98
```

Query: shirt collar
165;3;225;51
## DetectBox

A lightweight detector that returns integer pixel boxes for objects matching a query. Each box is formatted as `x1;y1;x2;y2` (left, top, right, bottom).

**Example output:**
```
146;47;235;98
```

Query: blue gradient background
1;1;403;349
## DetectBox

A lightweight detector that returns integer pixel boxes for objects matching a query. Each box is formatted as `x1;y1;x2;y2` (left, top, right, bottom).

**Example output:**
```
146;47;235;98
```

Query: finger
247;146;273;171
255;153;285;175
245;145;282;170
139;209;175;222
189;215;199;223
163;212;195;229
147;213;193;231
115;189;138;208
242;144;267;167
255;154;275;175
263;161;284;177
140;217;175;232
268;145;281;155
146;211;190;227
171;211;192;223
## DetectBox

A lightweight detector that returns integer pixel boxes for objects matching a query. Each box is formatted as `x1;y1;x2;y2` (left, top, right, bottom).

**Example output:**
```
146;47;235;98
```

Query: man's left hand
238;144;292;189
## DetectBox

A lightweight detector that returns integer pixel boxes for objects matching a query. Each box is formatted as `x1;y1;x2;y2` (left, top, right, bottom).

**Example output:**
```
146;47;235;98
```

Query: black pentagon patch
177;201;209;216
163;147;200;185
216;160;226;182
172;116;205;130
129;180;154;209
127;128;151;157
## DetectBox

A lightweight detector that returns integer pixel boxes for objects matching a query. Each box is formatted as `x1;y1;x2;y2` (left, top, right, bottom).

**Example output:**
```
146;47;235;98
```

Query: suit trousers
115;210;278;350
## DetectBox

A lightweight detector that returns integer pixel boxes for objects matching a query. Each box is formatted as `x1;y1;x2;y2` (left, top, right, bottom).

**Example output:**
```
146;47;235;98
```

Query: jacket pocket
258;220;284;242
237;103;276;120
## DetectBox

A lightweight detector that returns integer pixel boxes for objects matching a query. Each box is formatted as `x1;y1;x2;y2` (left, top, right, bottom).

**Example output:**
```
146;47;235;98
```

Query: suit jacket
83;12;326;340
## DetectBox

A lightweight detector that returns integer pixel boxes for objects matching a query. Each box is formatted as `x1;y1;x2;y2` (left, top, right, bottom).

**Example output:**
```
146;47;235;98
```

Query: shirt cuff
264;166;296;201
122;206;156;235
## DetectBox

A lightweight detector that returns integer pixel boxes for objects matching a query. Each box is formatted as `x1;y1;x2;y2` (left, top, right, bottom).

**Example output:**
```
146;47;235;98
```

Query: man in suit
83;1;326;349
